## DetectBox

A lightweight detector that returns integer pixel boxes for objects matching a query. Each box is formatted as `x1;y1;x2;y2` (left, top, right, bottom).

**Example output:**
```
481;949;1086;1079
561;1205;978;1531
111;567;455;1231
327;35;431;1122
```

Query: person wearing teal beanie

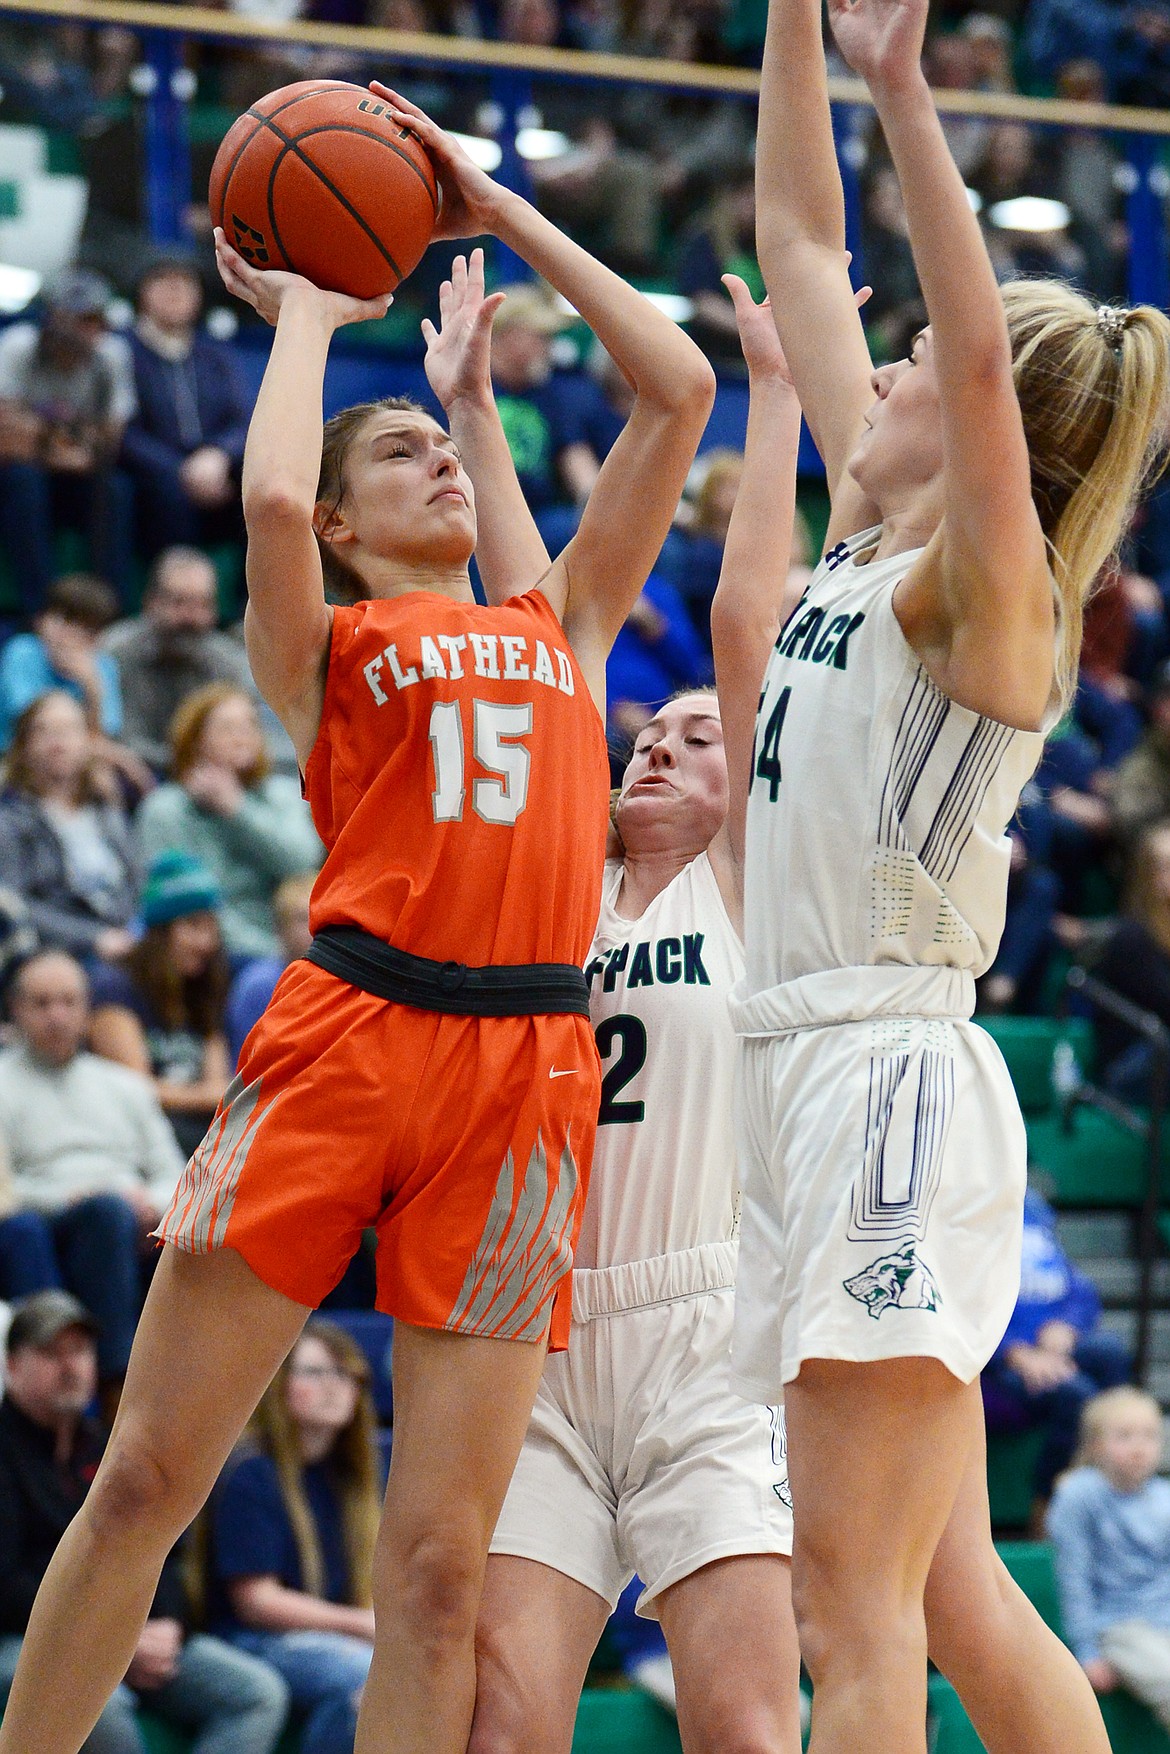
90;851;232;1155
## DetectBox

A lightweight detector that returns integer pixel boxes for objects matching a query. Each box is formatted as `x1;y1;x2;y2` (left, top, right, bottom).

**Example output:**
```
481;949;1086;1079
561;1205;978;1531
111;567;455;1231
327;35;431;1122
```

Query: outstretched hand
725;266;871;380
723;276;795;384
423;249;505;411
826;0;929;92
213;228;392;329
368;83;505;240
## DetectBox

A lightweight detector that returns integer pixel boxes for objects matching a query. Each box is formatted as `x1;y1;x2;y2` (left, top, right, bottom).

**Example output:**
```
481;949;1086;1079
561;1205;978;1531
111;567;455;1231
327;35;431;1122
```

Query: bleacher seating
929;1543;1170;1752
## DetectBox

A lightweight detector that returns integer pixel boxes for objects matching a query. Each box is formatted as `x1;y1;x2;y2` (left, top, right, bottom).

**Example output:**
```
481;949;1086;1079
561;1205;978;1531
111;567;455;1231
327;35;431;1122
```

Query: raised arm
708;278;804;900
422;249;551;605
372;86;716;712
755;0;877;540
213;230;391;767
829;0;1054;727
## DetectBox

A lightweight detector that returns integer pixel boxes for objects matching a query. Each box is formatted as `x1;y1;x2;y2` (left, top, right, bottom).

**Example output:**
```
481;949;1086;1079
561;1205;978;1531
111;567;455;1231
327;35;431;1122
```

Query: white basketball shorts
729;966;1026;1399
490;1240;793;1617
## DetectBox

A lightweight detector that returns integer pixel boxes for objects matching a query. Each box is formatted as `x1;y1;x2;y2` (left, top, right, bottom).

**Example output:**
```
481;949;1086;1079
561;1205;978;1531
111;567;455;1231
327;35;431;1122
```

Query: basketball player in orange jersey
0;105;715;1754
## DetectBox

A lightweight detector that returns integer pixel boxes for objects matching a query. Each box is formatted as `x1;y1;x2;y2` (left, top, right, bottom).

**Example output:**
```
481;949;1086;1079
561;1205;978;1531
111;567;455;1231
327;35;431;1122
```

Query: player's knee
792;1556;924;1686
87;1433;201;1542
685;1698;796;1754
382;1524;483;1657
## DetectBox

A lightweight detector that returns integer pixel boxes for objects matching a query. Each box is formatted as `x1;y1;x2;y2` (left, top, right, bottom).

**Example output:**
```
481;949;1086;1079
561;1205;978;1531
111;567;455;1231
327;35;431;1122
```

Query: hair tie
1096;305;1128;349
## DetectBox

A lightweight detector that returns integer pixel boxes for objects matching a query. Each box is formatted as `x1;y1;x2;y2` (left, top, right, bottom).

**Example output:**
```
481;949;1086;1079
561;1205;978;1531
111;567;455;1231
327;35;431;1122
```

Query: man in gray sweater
0;950;184;1384
101;547;252;775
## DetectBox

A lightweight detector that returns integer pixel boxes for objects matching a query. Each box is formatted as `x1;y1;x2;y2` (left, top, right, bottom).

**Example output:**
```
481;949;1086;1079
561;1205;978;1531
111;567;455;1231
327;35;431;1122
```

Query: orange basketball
209;81;440;300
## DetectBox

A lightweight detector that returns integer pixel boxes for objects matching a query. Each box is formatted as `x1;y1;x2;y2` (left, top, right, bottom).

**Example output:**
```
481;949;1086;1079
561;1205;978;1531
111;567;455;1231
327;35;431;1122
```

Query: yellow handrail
3;0;1170;135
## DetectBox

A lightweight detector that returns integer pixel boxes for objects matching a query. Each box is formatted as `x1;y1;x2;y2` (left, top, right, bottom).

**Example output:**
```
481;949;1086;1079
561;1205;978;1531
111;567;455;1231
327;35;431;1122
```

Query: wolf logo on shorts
843;1239;941;1319
768;1405;793;1509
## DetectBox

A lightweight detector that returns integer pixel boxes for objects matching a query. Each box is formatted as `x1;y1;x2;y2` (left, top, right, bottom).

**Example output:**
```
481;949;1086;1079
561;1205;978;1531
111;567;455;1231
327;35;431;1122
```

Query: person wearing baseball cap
489;281;603;525
0;1291;289;1751
0;260;136;610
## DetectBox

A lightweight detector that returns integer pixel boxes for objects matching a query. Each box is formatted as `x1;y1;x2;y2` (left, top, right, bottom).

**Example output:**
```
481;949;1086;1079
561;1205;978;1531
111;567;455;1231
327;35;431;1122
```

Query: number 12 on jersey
429;699;533;826
752;686;790;804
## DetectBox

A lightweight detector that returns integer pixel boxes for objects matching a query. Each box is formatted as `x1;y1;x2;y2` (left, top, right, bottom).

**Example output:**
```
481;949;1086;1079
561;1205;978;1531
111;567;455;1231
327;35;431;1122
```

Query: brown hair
315;395;432;603
1001;281;1170;711
168;683;270;787
42;573;119;632
249;1320;382;1603
119;921;230;1036
4;691;107;804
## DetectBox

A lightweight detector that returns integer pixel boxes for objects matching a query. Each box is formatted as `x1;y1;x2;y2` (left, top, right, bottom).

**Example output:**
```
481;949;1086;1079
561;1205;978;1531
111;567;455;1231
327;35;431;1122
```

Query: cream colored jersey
742;527;1047;997
576;851;744;1270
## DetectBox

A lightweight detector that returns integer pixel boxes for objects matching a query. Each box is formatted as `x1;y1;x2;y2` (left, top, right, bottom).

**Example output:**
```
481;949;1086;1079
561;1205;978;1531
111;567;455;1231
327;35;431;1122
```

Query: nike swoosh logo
548;1067;578;1079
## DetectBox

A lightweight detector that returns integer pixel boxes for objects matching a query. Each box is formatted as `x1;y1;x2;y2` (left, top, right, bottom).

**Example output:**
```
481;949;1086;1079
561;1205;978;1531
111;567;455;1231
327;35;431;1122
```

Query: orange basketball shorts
157;960;601;1350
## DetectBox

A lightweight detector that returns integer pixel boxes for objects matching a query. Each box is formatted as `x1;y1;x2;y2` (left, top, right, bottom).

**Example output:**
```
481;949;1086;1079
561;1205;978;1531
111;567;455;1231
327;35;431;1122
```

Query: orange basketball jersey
304;587;610;967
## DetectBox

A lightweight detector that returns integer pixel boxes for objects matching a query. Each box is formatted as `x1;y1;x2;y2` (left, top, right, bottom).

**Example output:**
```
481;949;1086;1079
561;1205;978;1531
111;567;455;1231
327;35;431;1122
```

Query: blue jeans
229;1629;373;1754
0;461;134;612
982;1329;1133;1496
0;1194;143;1377
0;1631;289;1754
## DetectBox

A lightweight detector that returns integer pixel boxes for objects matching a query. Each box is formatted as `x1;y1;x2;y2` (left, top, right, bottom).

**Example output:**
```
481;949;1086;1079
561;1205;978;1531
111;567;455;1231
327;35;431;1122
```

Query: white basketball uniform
731;528;1047;1399
491;851;793;1616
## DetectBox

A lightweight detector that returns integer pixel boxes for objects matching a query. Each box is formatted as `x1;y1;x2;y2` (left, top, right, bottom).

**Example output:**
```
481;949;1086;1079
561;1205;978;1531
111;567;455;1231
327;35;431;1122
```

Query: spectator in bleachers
0;1289;291;1753
1111;661;1170;844
490;284;601;527
0;270;135;611
102;547;254;776
89;852;231;1157
979;828;1061;1013
664;448;742;646
1047;1386;1170;1726
136;683;321;962
982;1188;1131;1504
1053;60;1130;300
605;575;712;746
503;0;663;276
1092;817;1170;1097
0;573;122;751
0;951;184;1383
676;168;762;369
208;1321;383;1754
0;692;139;962
121;258;251;562
1025;0;1170;102
226;871;315;1067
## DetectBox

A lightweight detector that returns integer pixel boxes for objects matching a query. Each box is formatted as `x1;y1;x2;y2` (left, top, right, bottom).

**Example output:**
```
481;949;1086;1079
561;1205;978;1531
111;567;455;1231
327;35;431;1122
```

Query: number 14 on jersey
752;686;790;804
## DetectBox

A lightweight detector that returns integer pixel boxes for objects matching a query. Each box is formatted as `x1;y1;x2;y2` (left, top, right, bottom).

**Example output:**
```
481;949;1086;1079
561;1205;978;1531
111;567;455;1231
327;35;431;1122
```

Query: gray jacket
0;788;139;956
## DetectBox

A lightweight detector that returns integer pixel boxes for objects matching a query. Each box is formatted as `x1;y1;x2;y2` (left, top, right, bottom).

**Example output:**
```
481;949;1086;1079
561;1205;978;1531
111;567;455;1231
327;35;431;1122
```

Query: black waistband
303;925;591;1018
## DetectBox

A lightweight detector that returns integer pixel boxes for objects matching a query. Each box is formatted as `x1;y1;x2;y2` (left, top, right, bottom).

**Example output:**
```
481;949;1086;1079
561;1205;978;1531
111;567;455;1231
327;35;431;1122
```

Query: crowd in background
0;1;1168;1742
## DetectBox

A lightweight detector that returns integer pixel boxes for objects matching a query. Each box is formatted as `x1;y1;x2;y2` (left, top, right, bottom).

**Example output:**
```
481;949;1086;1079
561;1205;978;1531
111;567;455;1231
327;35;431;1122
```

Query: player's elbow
653;350;717;422
243;482;315;533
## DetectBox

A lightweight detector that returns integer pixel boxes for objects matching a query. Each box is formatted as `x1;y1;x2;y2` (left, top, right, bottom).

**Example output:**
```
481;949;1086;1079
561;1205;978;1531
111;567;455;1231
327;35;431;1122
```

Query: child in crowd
207;1321;385;1754
1047;1386;1170;1727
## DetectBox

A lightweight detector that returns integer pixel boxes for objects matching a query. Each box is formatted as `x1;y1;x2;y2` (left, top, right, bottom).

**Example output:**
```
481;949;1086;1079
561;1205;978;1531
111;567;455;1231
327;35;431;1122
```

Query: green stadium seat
985;1430;1045;1530
929;1545;1170;1752
977;1016;1094;1115
140;1689;681;1754
1025;1108;1150;1207
572;1688;682;1753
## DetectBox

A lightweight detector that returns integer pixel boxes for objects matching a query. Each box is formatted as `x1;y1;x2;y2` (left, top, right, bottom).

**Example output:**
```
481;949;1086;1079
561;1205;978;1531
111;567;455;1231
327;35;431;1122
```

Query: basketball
208;80;440;300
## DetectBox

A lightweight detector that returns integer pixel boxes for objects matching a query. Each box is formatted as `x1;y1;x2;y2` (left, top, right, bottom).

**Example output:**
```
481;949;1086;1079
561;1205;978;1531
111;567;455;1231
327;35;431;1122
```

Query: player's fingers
420;317;438;348
468;246;486;295
451;252;468;302
721;272;756;313
438;276;453;322
855;283;873;310
474;291;506;333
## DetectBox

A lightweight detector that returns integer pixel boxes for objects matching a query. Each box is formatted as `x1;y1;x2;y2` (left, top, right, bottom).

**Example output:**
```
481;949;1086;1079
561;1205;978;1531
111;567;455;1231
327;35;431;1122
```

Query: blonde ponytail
1001;280;1170;712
